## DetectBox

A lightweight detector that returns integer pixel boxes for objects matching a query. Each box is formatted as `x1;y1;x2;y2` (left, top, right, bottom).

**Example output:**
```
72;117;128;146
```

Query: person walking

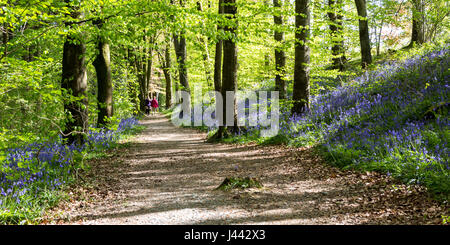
150;96;159;115
144;96;151;116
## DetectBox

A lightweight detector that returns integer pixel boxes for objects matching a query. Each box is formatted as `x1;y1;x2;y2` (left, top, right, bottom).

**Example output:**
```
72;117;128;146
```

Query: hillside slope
240;46;449;198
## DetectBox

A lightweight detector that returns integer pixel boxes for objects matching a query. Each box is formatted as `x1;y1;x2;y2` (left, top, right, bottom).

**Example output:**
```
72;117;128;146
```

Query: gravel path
53;114;448;224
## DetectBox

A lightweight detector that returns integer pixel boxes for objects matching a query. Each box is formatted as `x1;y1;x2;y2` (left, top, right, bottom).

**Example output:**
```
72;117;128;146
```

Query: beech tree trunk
161;42;173;109
273;0;287;99
173;34;188;91
213;0;224;93
328;0;346;71
127;48;139;114
61;2;88;145
171;0;190;117
292;0;311;115
197;1;213;88
173;0;189;93
217;0;238;138
93;20;113;127
355;0;372;69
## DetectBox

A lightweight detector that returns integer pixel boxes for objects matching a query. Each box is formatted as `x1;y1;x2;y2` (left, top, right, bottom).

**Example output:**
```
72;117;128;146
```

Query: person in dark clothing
144;96;151;115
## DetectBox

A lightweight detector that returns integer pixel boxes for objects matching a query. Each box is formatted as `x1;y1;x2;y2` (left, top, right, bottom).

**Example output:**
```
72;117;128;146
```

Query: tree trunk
171;0;190;113
217;0;238;138
355;0;372;69
273;0;287;99
146;43;153;98
61;2;88;145
173;35;189;91
135;33;154;113
93;20;113;127
409;0;425;47
197;1;213;88
263;0;270;82
162;42;173;109
376;20;383;56
136;49;146;112
173;0;189;93
2;22;8;58
292;0;311;115
328;0;346;71
213;0;224;93
127;48;139;114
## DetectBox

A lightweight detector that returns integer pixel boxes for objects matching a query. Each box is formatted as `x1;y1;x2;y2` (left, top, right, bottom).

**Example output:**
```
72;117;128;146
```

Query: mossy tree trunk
409;0;425;47
61;1;88;145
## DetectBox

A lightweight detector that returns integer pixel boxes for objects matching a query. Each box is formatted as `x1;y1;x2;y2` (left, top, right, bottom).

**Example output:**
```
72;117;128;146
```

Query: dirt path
53;114;448;224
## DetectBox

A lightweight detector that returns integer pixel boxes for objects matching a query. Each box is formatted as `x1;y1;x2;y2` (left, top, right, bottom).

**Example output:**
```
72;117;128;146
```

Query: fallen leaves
44;117;449;225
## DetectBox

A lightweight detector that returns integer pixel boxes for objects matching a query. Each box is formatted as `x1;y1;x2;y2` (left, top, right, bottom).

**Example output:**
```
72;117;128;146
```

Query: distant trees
407;0;448;47
131;32;154;112
1;0;448;146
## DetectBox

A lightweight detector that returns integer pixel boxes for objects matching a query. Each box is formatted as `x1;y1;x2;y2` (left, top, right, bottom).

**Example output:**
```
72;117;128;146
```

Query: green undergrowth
216;176;263;191
184;43;450;202
0;118;145;225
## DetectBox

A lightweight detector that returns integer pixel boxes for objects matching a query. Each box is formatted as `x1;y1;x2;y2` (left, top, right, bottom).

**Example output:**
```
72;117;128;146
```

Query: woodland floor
47;114;448;224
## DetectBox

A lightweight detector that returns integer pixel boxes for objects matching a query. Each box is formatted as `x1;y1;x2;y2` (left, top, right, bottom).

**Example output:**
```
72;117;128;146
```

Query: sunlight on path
63;114;446;225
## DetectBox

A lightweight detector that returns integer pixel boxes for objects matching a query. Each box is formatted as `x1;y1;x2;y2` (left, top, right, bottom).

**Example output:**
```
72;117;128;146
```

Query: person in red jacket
150;96;159;115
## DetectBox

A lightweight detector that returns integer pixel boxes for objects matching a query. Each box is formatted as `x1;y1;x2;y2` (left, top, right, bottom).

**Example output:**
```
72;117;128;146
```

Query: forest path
56;114;446;224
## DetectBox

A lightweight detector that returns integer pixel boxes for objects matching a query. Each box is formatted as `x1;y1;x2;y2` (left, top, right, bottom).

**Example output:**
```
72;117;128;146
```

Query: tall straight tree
133;32;154;112
93;19;113;127
127;48;139;114
215;0;238;139
292;0;311;115
328;0;346;71
61;0;88;144
159;39;173;109
355;0;372;69
2;23;7;57
273;0;287;99
197;1;213;88
213;0;224;93
172;0;190;93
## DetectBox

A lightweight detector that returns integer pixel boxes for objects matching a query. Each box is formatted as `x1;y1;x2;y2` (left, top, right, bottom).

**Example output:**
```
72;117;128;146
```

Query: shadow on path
62;114;448;225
